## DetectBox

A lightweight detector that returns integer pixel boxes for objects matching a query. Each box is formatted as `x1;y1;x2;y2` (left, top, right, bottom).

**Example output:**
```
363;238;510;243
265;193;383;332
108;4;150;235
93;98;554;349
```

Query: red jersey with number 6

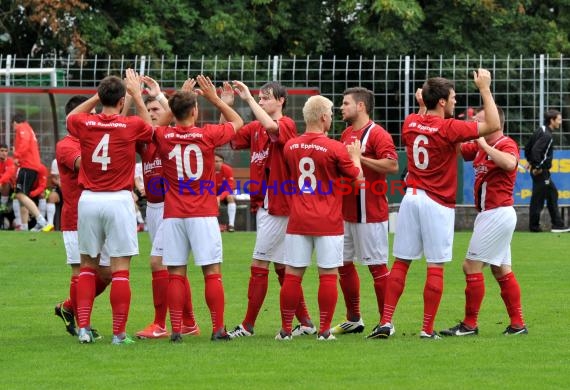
284;132;361;236
403;113;479;207
67;113;153;192
154;123;235;218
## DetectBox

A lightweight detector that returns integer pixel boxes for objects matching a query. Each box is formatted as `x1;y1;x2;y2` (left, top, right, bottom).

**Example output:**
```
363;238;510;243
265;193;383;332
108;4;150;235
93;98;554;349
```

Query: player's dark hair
65;95;89;115
544;109;561;126
144;95;157;105
260;81;288;110
12;112;26;123
421;77;455;110
0;143;8;149
214;153;225;161
343;87;374;115
97;76;126;107
169;91;198;121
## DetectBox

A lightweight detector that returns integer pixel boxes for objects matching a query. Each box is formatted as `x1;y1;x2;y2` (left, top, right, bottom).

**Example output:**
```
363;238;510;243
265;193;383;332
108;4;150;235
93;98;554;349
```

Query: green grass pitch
1;230;569;389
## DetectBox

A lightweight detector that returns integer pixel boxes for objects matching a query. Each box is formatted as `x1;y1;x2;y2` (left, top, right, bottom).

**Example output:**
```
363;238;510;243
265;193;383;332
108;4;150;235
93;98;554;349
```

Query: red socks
369;264;390;322
463;273;485;329
381;260;410;324
318;274;338;334
279;273;302;334
276;267;312;326
167;274;186;333
204;273;225;334
76;267;96;328
497;272;525;328
151;270;169;328
110;270;131;336
242;266;269;330
422;267;444;334
338;263;361;321
183;276;196;327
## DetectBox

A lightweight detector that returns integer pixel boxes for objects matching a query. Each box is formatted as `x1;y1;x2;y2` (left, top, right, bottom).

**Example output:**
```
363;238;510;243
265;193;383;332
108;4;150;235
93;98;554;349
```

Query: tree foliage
1;0;570;61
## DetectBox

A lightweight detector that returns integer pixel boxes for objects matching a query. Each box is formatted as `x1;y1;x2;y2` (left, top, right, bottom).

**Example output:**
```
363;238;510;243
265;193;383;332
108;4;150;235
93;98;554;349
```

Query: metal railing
1;53;569;163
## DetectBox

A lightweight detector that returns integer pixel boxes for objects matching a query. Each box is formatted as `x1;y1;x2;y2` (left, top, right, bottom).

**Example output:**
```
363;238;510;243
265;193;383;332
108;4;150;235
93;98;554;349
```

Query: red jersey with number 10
403;113;479;207
67;113;153;191
154;123;235;218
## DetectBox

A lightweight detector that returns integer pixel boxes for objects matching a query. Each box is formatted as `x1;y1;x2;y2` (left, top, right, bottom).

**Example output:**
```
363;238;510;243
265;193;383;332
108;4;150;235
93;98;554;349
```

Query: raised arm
473;68;500;137
219;82;234;124
233;80;278;133
415;88;427;115
196;75;243;132
124;68;152;125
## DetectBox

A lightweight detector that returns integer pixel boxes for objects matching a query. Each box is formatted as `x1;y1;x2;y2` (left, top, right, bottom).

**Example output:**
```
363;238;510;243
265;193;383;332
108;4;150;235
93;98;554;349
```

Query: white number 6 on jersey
412;134;429;170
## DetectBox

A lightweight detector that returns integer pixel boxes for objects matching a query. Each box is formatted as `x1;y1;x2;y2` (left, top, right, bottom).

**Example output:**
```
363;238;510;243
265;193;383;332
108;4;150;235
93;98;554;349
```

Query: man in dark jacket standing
527;109;569;233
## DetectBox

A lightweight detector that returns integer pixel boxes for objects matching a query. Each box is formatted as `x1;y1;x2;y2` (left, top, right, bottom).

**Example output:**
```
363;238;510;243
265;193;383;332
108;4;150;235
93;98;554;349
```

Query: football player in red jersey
135;89;200;340
53;96;111;339
331;87;399;338
67;69;153;344
375;69;502;340
277;95;362;340
440;106;527;337
152;75;243;342
225;81;317;339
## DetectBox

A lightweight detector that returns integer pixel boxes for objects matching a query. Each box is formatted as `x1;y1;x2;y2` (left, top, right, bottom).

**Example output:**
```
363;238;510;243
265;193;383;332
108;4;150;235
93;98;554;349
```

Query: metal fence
1;53;570;163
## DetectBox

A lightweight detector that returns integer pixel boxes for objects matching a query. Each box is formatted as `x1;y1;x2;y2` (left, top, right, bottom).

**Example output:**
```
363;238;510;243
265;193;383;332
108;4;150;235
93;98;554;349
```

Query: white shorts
147;202;164;257
393;188;455;263
343;221;389;265
63;230;110;267
77;190;139;258
252;208;288;264
146;202;164;244
466;206;516;267
284;234;344;269
161;217;222;267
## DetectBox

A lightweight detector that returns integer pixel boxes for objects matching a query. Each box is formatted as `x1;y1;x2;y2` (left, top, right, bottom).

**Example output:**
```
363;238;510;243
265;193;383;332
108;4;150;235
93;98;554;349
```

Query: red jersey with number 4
56;135;82;231
341;121;397;223
403;113;479;207
460;136;519;212
67;113;153;191
137;142;164;204
215;163;235;197
154;123;235;218
284;132;361;236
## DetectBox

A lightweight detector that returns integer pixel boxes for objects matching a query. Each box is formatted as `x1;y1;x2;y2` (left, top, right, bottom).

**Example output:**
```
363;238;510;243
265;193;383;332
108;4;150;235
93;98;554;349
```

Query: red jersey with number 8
402;113;479;207
67;113;153;192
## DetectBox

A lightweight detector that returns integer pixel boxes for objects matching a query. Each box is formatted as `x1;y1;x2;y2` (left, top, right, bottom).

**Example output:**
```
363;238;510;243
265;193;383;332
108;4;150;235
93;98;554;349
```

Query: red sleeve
271;117;297;145
231;122;253;149
444;119;479;144
66;114;83;138
57;140;81;172
335;142;360;179
460;141;479;161
13;124;31;160
0;158;16;184
372;128;397;160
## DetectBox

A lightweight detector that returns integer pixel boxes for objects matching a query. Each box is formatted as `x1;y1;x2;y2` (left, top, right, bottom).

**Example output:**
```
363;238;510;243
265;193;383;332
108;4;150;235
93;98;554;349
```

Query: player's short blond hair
303;95;333;125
